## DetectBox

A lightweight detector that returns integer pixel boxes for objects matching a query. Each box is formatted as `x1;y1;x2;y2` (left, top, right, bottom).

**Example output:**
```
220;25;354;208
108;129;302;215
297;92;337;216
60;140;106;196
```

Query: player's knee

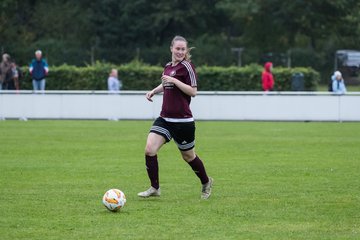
182;155;192;162
181;150;196;162
145;142;157;156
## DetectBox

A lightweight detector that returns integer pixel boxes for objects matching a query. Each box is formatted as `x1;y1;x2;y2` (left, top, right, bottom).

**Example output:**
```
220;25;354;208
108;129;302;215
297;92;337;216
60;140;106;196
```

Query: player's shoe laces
137;186;161;198
201;177;213;199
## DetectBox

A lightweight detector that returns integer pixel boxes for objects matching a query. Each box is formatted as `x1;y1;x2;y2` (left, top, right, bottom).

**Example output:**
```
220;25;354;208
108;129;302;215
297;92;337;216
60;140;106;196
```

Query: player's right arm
146;83;163;102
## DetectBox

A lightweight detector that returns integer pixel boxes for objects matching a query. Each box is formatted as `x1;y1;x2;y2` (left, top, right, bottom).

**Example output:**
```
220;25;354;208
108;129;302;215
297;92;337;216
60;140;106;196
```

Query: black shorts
150;117;195;151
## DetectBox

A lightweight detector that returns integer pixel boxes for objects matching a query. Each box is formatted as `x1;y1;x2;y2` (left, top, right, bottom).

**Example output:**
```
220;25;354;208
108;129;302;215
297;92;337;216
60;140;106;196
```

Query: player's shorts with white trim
150;117;195;151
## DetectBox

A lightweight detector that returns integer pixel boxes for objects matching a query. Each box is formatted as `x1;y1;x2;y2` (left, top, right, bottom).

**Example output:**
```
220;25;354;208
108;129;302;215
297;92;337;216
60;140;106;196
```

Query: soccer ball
102;189;126;212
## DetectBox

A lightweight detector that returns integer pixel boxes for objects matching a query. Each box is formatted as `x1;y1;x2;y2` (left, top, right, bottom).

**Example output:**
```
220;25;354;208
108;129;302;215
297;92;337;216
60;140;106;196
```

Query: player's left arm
161;75;197;97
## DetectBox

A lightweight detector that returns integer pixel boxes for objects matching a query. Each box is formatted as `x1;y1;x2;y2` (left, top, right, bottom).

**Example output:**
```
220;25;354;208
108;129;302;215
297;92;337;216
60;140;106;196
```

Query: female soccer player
138;36;213;199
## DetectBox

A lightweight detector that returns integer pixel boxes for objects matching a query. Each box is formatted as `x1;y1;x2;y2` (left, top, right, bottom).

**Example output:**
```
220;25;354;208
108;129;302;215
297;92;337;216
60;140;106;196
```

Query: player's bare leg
181;149;213;199
138;133;165;197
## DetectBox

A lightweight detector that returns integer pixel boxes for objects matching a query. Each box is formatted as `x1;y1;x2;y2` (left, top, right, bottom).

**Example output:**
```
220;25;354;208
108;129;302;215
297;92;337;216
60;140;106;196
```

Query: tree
0;0;359;74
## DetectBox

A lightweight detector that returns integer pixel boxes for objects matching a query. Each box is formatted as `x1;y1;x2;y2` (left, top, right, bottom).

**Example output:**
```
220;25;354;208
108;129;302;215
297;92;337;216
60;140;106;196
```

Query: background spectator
262;62;274;91
29;50;49;91
107;69;122;92
0;53;12;90
331;71;347;94
9;60;21;91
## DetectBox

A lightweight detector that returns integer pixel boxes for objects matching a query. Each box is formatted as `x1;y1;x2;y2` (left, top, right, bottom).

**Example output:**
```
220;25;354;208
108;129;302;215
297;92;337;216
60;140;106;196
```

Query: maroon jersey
160;60;197;120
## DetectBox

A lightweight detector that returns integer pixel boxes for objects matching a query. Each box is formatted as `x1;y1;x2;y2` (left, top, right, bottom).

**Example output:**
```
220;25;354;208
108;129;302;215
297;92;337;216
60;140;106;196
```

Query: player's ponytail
171;35;194;62
185;47;195;62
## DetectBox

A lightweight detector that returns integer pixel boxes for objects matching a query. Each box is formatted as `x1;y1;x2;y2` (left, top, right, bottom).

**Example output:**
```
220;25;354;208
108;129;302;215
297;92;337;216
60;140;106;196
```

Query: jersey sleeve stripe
182;61;197;86
181;61;197;87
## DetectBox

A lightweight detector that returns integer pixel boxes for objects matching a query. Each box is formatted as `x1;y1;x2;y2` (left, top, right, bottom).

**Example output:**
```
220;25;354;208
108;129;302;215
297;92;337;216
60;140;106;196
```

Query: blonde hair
171;35;194;62
110;68;118;77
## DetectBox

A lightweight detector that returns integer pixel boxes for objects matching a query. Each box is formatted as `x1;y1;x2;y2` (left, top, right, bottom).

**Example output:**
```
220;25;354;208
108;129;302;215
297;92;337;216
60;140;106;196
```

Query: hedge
20;62;319;91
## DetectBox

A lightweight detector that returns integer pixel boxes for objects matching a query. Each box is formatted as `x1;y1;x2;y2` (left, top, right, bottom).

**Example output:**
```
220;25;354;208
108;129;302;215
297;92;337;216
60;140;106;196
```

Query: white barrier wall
0;91;360;121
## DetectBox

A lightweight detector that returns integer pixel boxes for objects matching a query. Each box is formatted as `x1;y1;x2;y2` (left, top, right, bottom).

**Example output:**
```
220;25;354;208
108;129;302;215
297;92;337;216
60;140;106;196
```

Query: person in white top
331;71;347;94
107;69;122;92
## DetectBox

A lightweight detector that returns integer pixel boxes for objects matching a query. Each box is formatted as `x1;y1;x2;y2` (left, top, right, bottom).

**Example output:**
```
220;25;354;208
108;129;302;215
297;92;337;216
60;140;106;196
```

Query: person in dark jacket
29;50;49;91
262;62;274;91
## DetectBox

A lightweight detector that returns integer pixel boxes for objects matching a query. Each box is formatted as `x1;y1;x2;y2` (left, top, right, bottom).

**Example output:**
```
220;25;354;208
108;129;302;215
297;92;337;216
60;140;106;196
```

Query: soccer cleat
201;177;214;199
137;186;161;198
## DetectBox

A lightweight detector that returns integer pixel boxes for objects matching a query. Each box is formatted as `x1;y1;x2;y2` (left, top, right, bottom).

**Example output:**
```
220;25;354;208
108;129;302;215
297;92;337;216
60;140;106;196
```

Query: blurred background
1;0;360;85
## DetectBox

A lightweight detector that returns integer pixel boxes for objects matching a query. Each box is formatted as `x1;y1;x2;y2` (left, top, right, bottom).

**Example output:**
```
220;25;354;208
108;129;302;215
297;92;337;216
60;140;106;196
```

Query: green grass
0;120;359;239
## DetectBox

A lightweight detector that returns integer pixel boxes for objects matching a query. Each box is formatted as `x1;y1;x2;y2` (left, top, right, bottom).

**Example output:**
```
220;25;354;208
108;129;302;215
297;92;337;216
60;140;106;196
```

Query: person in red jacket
262;62;274;91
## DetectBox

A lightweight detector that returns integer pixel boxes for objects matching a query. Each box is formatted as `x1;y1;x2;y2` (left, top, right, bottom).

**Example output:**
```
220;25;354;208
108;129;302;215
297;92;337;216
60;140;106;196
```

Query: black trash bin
291;72;304;91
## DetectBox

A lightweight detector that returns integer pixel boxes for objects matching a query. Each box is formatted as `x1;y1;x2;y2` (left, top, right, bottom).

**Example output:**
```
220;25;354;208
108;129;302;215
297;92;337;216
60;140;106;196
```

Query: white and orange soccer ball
102;189;126;212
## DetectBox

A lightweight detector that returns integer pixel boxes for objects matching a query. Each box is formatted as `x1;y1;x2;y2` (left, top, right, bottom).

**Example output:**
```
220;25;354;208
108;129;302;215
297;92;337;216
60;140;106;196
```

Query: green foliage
20;63;319;91
274;67;320;91
0;120;359;239
1;0;360;84
198;64;319;91
198;65;262;91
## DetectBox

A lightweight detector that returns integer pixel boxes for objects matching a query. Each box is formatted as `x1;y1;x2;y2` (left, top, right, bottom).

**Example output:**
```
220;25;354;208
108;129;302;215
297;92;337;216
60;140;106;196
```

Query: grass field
0;120;359;239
